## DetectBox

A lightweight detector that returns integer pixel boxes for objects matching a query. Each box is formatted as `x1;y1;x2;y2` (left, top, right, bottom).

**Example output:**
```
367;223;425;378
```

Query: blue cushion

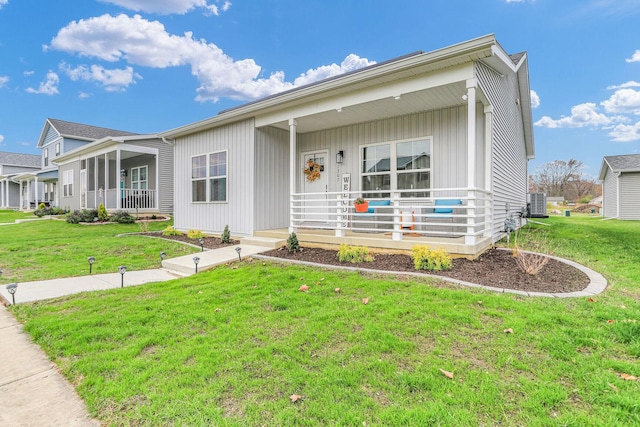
433;199;461;214
367;199;390;213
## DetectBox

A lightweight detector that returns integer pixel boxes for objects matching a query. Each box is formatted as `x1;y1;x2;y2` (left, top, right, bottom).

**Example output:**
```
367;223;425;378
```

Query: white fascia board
53;134;159;165
255;64;474;128
598;158;612;181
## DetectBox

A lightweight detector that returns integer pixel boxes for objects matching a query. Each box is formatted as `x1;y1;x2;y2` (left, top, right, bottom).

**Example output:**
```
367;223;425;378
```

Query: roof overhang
54;134;160;165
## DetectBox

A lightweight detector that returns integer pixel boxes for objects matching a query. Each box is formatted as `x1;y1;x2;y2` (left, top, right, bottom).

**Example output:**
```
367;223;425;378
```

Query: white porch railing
290;188;492;245
87;189;156;210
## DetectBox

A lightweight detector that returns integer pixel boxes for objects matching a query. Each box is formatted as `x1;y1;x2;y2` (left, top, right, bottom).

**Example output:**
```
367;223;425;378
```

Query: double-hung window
361;138;431;198
44;148;49;167
192;150;227;202
63;169;73;197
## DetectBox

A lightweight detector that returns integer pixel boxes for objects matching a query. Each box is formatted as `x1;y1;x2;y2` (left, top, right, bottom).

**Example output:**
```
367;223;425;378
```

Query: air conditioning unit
528;193;547;218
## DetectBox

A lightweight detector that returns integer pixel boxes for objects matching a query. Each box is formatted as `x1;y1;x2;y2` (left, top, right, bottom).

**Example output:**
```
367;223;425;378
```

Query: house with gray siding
599;154;640;220
0;151;41;209
160;34;534;256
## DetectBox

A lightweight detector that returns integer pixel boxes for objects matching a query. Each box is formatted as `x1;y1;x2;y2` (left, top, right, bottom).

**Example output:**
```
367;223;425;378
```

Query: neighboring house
599;154;640;220
160;34;534;256
0;151;41;209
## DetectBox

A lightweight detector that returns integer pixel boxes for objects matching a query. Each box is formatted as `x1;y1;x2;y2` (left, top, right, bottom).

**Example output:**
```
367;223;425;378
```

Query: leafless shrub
513;227;553;276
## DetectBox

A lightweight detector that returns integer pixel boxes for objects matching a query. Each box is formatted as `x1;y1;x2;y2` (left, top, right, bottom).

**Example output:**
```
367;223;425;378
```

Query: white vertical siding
475;62;528;240
173;119;255;236
255;126;289;230
619;172;640;220
602;167;618;218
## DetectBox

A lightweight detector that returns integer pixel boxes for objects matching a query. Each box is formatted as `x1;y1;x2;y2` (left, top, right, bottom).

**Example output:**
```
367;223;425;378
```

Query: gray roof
48;118;138;140
604;154;640;172
0;151;41;167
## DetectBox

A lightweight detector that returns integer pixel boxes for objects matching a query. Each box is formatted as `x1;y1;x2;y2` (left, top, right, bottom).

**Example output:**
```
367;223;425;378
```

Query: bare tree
529;159;584;198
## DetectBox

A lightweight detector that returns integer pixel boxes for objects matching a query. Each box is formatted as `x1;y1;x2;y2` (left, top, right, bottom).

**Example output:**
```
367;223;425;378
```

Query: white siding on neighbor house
475;62;528;241
602;168;618;218
619;172;640;220
297;106;473;194
173;119;255;236
255;126;290;230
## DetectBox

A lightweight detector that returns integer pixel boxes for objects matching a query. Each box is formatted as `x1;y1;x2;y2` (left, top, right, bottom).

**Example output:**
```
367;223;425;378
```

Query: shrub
513;228;553;275
162;225;182;236
411;245;452;271
187;229;205;239
287;232;300;253
338;244;374;263
221;225;231;243
34;206;68;217
97;203;109;222
109;211;136;224
66;209;98;224
138;221;150;233
37;202;46;210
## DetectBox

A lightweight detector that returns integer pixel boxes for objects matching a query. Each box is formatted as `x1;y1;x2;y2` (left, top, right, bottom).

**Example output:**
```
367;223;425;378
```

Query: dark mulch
260;246;591;294
144;232;240;249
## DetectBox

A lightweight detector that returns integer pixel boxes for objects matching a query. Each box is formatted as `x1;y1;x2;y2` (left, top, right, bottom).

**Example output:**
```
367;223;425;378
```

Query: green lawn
7;215;640;426
0;209;34;223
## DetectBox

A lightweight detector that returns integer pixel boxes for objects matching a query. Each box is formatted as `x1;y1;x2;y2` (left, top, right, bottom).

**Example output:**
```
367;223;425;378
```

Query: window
63;170;73;197
361;138;430;198
44;148;49;167
131;166;148;192
192;151;227;202
55;143;60;156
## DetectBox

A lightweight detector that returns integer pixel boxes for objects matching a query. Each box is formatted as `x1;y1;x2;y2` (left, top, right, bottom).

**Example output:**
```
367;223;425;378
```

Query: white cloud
0;0;7;9
99;0;231;15
601;88;640;115
47;14;375;102
530;90;540;108
25;71;59;95
0;75;8;87
534;102;613;128
0;135;4;144
78;92;92;99
608;121;640;142
60;63;141;91
607;81;640;90
23;70;35;76
626;50;640;63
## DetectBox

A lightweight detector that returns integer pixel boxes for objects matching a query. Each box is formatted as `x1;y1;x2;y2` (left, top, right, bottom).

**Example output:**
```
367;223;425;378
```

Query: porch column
116;149;121;210
34;176;39;208
289;118;297;233
465;79;477;246
484;105;494;240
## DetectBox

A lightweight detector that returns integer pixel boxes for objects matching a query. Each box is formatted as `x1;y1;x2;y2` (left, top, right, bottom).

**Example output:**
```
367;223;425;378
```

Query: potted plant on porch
354;197;369;213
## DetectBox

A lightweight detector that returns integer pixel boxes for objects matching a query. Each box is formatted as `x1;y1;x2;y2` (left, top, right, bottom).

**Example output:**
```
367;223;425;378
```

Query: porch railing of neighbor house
290;188;492;243
88;189;156;211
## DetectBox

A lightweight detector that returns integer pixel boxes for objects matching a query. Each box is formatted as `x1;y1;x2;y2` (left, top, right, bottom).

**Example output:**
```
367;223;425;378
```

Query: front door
302;150;329;224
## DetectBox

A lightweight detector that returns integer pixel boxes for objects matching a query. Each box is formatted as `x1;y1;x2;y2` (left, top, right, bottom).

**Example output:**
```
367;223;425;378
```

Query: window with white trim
192;150;227;202
55;143;60;156
131;166;148;192
361;138;431;198
63;169;73;197
44;148;49;167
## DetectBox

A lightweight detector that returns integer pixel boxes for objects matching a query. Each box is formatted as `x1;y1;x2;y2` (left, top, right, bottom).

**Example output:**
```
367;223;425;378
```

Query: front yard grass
7;215;640;426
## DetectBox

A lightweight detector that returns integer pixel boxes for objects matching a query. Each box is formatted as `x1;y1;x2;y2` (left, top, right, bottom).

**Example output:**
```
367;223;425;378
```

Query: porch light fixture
235;247;242;261
118;265;127;288
120;169;127;178
193;256;200;273
6;283;17;305
198;238;205;252
88;256;95;274
336;150;344;164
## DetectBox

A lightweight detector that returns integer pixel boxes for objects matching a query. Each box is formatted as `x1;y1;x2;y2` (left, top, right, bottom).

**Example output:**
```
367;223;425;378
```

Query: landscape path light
199;238;205;252
119;265;127;288
88;256;95;274
6;283;17;305
160;252;166;262
193;256;200;273
235;247;242;262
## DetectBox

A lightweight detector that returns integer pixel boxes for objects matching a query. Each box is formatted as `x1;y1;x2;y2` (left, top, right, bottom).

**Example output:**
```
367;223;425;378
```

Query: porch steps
239;235;286;249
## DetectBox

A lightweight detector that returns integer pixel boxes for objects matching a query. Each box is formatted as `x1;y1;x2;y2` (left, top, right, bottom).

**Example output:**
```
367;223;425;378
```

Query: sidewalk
0;242;273;426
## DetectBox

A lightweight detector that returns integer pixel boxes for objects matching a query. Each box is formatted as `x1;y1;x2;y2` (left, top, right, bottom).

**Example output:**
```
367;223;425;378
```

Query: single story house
599;154;640;220
0;151;41;209
159;34;534;256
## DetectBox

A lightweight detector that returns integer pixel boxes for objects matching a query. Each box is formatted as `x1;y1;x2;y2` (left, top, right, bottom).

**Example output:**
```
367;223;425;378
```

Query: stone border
253;249;607;298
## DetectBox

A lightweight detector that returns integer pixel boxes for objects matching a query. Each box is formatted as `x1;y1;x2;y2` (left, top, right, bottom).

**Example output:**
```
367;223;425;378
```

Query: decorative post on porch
289;118;297;234
484;105;494;239
465;78;477;246
392;192;402;241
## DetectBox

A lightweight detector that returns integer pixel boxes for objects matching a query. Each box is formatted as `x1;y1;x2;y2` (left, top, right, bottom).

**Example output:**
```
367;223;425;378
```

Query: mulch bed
144;232;239;249
260;246;590;294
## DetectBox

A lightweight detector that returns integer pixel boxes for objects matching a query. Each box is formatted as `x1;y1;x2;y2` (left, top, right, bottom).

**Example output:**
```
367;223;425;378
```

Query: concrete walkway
0;242;274;426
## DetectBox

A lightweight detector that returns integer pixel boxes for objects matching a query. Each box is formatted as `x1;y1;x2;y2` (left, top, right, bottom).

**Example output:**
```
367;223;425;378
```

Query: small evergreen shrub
338;244;374;263
37;202;46;210
187;229;205;239
221;225;231;243
109;211;136;224
34;206;68;217
162;225;182;236
287;232;300;253
66;209;98;224
97;203;109;222
411;245;452;271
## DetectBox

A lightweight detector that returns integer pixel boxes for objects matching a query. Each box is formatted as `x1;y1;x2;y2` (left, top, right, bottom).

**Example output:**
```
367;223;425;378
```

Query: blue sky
1;0;639;178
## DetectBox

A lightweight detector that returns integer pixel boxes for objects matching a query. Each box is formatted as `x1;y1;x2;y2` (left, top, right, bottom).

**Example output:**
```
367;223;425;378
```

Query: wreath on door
304;159;322;182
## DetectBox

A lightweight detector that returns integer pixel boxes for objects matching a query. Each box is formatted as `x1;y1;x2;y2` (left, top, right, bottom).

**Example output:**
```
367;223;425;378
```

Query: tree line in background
529;159;602;203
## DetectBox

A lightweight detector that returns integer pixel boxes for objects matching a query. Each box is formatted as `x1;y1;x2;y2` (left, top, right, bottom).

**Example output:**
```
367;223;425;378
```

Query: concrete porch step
239;236;286;249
